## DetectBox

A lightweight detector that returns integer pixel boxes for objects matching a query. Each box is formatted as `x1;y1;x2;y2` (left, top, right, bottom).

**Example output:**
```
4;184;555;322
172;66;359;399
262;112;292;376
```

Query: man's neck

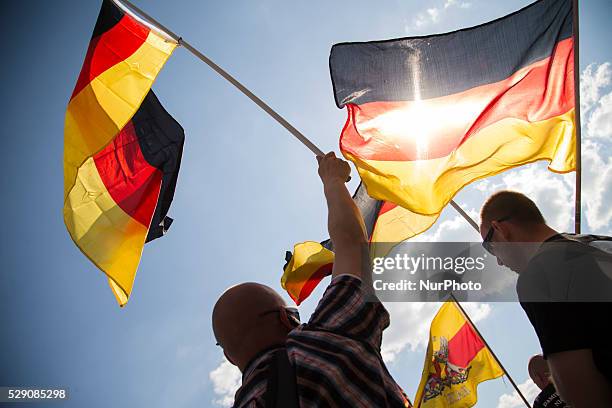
520;224;559;267
240;343;286;377
531;225;559;243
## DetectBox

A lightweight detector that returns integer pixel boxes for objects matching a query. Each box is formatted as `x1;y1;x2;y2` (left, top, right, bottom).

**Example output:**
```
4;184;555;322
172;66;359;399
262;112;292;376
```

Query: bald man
528;355;567;408
480;191;612;408
213;152;410;407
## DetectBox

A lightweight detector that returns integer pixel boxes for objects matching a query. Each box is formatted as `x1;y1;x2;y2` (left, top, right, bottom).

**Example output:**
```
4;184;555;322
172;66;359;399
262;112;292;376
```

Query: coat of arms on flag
414;301;503;407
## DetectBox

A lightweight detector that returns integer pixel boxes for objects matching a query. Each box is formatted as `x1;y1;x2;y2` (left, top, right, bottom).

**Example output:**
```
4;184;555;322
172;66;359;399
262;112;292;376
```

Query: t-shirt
533;383;567;408
518;234;612;384
232;275;411;407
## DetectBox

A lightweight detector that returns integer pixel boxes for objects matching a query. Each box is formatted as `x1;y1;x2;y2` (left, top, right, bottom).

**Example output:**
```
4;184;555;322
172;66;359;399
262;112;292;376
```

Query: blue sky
1;0;611;407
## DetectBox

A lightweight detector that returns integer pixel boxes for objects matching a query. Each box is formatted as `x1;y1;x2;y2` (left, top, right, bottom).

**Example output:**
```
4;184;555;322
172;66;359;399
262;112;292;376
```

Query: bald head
528;354;551;390
212;282;289;371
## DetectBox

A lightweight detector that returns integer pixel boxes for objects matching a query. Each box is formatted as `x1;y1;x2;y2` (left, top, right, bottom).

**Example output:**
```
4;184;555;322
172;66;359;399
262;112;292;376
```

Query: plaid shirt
232;275;411;407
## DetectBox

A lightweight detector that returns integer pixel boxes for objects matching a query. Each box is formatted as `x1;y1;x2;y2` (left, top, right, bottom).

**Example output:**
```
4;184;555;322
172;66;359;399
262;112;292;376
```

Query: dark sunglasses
482;215;513;255
215;307;300;347
260;307;301;327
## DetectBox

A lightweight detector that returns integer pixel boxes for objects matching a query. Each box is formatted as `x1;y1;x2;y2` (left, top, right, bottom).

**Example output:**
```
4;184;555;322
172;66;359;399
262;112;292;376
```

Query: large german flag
281;183;438;304
414;301;503;407
329;0;576;216
64;0;181;306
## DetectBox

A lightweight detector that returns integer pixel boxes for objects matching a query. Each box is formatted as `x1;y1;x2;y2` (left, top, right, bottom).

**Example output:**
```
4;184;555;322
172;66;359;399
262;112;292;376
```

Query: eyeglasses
482;215;513;255
215;307;300;347
260;307;300;327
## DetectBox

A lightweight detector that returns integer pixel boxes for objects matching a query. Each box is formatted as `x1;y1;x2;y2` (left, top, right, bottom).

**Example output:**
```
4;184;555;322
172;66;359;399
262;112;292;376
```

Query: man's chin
499;261;521;274
507;264;525;274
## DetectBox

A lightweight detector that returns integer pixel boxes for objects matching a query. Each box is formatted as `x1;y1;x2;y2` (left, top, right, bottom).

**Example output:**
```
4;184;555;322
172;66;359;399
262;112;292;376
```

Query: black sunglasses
259;307;300;322
482;215;513;254
215;307;300;347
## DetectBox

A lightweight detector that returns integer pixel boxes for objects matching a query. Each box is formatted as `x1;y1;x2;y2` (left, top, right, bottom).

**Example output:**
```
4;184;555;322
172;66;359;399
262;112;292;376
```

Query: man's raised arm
317;152;369;279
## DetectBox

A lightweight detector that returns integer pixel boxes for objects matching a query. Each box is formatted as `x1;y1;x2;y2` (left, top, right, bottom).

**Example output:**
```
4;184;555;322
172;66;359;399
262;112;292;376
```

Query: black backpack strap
560;233;612;244
264;348;299;408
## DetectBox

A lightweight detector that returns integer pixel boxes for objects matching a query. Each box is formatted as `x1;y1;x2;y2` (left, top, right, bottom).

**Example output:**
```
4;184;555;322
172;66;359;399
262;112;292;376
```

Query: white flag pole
114;0;479;231
114;0;324;157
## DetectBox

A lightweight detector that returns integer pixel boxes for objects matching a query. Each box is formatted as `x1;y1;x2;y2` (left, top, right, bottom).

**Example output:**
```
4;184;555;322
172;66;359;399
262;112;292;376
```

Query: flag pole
114;0;480;231
450;294;532;408
450;201;479;232
114;0;324;157
573;0;582;234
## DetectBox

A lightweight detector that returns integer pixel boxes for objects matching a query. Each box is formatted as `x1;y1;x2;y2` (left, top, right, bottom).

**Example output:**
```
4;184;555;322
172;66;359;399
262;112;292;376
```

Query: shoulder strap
264;348;299;408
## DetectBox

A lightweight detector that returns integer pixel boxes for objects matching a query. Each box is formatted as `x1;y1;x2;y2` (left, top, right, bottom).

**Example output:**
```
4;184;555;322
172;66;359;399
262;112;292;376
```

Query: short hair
481;190;545;226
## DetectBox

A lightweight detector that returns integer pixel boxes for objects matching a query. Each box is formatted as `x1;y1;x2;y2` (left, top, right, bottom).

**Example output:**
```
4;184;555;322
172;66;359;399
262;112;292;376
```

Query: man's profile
480;190;612;408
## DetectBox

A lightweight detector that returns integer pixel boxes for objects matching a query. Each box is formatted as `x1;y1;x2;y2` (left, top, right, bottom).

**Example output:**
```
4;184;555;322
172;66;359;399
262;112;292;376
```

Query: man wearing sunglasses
212;152;410;407
480;191;612;408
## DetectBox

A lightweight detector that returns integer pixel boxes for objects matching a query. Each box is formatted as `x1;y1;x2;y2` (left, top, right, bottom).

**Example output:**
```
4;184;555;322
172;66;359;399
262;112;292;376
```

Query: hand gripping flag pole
114;0;480;232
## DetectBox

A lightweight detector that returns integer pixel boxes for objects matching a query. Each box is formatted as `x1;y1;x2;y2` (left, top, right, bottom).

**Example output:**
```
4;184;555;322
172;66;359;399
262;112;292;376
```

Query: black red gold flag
330;0;575;216
282;183;436;304
63;0;181;305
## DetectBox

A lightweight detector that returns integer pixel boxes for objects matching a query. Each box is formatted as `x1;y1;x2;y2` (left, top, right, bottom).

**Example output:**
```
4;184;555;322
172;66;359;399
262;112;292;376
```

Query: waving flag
282;183;437;304
329;0;575;216
414;301;503;408
64;0;181;306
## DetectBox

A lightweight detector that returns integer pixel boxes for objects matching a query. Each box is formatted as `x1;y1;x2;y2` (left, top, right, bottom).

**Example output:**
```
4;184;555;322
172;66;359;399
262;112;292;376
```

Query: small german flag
330;0;576;216
63;0;181;306
281;183;437;305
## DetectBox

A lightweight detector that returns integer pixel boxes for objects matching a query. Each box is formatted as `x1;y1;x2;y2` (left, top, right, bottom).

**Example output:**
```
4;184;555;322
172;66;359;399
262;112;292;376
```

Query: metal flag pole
114;0;323;157
450;201;479;232
115;0;480;231
573;0;582;234
450;294;532;408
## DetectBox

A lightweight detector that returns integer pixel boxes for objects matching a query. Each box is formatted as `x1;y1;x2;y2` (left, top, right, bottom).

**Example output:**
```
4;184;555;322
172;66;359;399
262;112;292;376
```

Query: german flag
414;301;503;408
63;0;181;306
281;183;438;304
329;0;575;216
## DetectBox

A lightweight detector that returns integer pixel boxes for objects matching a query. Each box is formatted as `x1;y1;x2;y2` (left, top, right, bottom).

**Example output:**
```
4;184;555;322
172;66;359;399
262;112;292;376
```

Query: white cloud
409;0;471;30
413;12;434;29
580;62;611;115
382;301;491;362
581;141;612;231
498;165;575;232
462;301;492;322
209;360;241;407
427;7;441;23
382;302;440;361
497;378;540;408
586;91;612;139
414;206;481;242
445;0;472;9
473;179;492;192
582;63;612;140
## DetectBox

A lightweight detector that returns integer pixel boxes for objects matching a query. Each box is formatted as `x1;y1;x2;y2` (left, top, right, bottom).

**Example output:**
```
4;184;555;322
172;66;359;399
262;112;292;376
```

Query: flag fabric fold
63;0;181;306
414;301;504;407
329;0;576;216
281;183;438;304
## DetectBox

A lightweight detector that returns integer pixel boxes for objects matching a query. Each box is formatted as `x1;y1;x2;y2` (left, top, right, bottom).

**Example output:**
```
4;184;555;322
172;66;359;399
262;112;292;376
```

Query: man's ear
492;220;511;241
278;308;299;330
224;350;237;367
